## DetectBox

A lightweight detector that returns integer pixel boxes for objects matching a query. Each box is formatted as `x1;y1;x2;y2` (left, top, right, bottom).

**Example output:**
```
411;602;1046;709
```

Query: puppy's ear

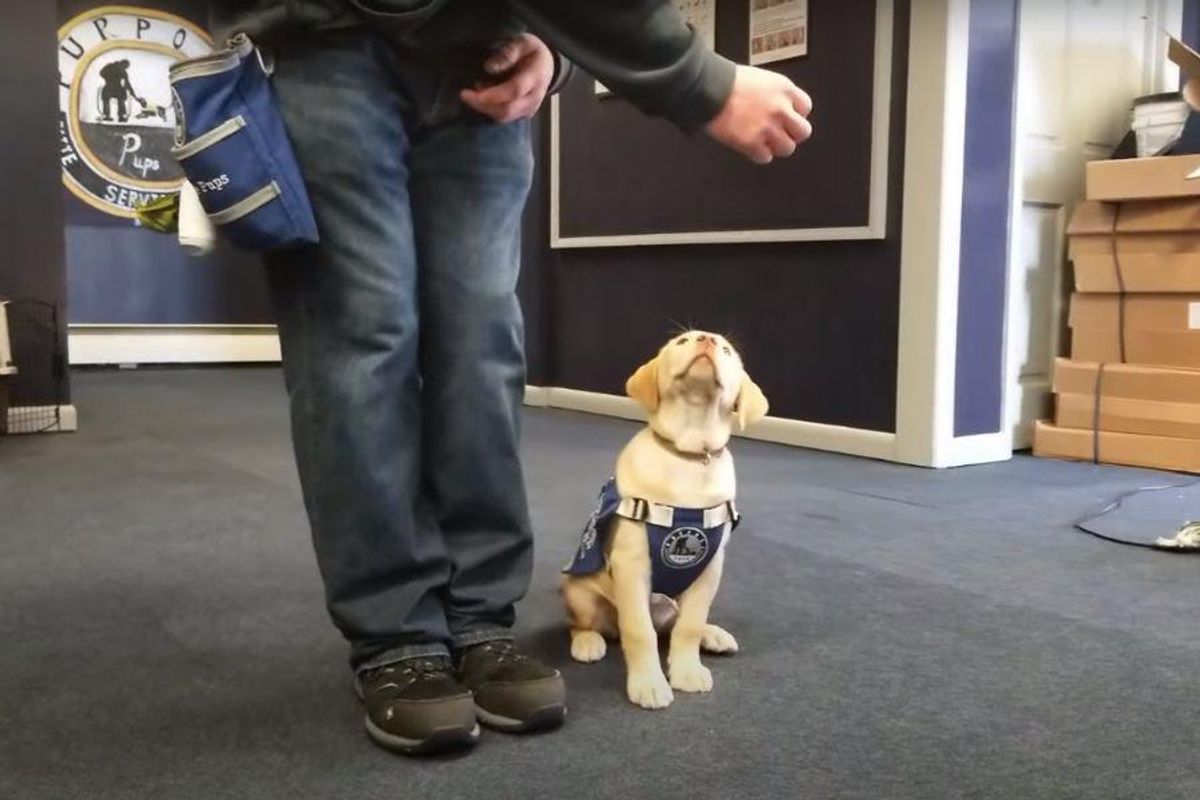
734;375;769;431
626;356;661;413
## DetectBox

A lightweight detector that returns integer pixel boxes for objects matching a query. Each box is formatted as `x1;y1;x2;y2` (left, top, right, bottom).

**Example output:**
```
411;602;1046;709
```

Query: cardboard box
1068;199;1200;292
1086;155;1200;202
1080;36;1200;205
1069;293;1200;368
1170;35;1200;112
1052;357;1200;401
1033;420;1200;473
1056;394;1200;440
1051;358;1200;439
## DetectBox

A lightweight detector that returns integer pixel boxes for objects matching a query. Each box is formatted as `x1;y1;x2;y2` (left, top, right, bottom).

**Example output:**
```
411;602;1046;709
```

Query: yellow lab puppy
561;331;769;709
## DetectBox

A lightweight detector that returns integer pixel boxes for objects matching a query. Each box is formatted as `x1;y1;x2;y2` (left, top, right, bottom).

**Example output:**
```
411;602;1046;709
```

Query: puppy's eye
722;346;731;356
676;337;689;346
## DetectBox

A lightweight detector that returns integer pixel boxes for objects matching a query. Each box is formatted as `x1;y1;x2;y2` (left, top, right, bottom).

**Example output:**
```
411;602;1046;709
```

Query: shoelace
366;656;451;691
477;640;526;665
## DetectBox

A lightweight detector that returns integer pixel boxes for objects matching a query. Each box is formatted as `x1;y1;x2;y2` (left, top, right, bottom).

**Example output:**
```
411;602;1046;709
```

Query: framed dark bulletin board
550;0;893;248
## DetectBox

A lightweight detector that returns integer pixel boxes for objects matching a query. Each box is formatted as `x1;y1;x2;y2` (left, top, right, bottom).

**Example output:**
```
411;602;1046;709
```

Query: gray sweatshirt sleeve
507;0;736;130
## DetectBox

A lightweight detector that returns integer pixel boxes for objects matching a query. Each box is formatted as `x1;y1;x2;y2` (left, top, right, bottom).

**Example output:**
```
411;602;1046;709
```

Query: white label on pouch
1191;302;1200;330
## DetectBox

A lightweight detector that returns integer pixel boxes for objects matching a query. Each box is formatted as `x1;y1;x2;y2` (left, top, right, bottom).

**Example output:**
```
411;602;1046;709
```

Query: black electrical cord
1073;478;1200;551
1076;358;1200;551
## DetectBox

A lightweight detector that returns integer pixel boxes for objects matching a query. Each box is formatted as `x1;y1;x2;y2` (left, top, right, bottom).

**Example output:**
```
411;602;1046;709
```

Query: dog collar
652;431;726;465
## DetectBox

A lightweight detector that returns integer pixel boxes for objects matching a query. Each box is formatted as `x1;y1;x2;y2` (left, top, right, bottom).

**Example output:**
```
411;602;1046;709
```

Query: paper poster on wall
596;0;717;96
749;0;809;65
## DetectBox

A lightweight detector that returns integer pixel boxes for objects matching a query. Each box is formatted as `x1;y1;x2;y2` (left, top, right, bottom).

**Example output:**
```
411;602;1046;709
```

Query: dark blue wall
59;0;273;325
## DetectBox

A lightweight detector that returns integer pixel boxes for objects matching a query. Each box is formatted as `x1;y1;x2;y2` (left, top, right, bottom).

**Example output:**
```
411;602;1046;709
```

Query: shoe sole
355;676;479;756
364;716;480;756
474;702;567;734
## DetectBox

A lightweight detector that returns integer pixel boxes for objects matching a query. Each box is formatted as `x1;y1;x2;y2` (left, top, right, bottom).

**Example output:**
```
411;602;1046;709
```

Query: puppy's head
626;331;768;441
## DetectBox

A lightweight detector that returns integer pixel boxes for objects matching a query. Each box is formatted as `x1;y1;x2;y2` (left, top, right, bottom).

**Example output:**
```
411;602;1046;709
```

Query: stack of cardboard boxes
1033;155;1200;472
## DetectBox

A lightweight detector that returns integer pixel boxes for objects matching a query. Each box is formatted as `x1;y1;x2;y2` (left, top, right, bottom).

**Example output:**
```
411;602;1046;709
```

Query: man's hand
461;34;555;123
705;65;813;164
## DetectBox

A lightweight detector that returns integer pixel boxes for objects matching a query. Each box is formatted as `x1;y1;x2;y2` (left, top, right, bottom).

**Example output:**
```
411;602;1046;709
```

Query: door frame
895;0;1028;467
1002;0;1185;449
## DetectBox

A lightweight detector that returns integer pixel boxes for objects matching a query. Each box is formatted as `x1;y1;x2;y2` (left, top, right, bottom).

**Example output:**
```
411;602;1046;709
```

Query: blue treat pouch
169;35;318;250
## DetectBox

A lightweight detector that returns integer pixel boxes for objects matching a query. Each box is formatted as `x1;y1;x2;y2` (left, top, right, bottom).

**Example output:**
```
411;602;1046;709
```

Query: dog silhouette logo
661;528;709;569
57;7;212;218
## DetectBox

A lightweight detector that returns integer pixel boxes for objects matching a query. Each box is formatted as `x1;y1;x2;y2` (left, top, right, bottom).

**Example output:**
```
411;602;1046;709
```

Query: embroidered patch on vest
660;527;710;569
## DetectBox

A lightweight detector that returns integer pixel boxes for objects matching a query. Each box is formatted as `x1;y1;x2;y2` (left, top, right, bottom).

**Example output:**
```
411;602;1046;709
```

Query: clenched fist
705;65;813;164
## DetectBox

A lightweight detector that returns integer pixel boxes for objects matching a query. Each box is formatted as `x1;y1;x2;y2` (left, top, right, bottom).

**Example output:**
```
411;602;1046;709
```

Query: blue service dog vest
169;35;319;251
563;478;739;598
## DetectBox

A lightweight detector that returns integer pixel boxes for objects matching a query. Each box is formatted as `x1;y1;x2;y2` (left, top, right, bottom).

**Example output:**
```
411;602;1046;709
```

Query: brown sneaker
354;656;479;755
454;640;567;733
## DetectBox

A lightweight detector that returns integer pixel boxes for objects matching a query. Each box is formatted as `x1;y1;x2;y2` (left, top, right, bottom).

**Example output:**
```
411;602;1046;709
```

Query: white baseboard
6;404;77;434
522;386;553;408
535;387;646;423
743;416;897;462
69;326;281;366
524;386;898;461
56;329;1002;464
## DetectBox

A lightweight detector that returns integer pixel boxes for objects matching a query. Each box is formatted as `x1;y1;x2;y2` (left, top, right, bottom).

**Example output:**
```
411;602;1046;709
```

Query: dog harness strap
616;497;670;527
704;501;738;530
616;496;736;529
563;478;737;598
617;497;651;522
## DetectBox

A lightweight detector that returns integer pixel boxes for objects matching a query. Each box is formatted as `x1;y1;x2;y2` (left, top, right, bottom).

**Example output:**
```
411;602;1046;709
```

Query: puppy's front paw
627;668;674;709
570;630;607;663
669;662;713;693
701;624;739;654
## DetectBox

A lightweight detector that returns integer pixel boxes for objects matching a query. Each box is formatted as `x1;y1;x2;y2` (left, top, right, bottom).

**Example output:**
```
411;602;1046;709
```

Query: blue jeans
264;28;534;672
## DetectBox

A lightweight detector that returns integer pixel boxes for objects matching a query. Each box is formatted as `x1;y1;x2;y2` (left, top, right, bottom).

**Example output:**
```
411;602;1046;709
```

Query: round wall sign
57;7;212;218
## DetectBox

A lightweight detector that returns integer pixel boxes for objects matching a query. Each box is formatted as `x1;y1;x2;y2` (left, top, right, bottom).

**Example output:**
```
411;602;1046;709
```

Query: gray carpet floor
2;368;1199;800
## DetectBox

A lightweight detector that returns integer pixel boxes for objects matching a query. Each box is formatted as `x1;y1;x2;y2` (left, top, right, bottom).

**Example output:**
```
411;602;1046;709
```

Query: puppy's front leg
668;547;726;693
610;519;674;710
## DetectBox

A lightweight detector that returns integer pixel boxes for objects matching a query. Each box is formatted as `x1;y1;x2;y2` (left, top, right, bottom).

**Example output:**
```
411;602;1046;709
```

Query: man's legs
408;113;535;647
407;108;564;732
266;31;454;672
266;29;562;741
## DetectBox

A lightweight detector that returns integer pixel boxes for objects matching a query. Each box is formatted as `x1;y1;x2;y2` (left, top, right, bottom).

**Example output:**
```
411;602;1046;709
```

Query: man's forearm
508;0;736;130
